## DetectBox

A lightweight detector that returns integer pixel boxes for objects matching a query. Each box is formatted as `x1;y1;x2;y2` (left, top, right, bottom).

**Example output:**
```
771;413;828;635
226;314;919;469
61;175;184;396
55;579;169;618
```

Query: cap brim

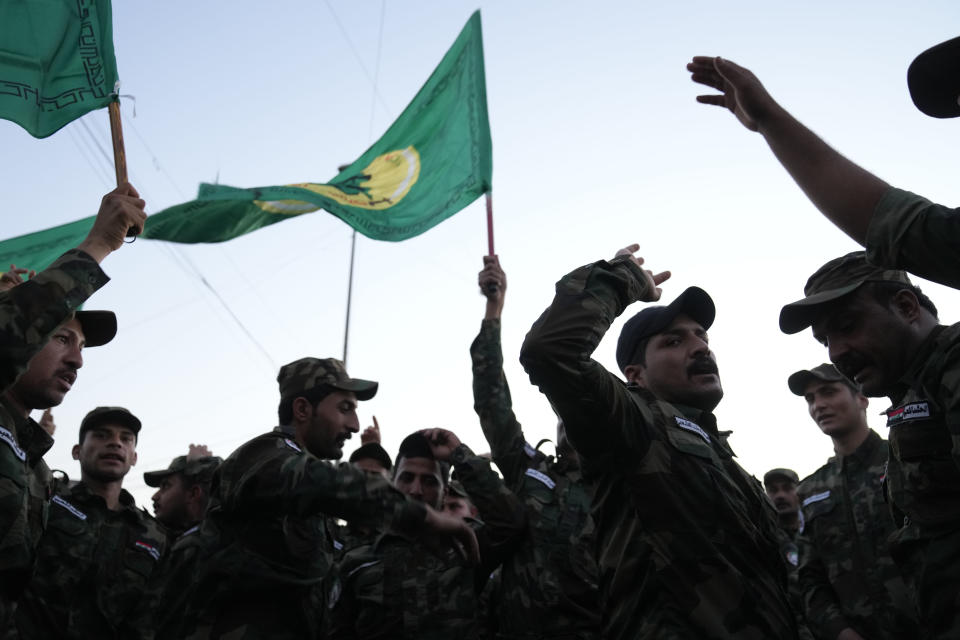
908;36;960;118
672;286;716;331
75;310;117;348
763;472;797;486
332;378;378;401
778;282;863;334
143;469;174;487
787;370;818;396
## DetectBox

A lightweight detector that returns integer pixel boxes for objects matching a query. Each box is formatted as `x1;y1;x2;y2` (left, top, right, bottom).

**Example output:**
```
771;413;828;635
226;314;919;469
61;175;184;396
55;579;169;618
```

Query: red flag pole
485;191;494;256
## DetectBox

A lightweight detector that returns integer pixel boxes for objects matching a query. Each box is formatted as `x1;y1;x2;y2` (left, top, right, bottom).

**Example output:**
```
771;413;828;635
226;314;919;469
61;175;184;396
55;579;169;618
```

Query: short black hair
865;281;938;319
277;384;335;424
393;432;449;483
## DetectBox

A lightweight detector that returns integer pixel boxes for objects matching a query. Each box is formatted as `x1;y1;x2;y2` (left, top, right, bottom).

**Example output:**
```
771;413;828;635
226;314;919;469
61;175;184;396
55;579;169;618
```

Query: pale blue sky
3;0;959;509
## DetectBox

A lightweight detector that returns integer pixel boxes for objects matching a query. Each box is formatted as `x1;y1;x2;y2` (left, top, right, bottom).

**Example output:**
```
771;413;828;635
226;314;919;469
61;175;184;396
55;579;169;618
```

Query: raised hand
420;428;463;462
479;255;506;319
77;183;148;263
0;265;36;292
361;416;381;444
614;244;671;302
687;56;778;132
187;444;214;460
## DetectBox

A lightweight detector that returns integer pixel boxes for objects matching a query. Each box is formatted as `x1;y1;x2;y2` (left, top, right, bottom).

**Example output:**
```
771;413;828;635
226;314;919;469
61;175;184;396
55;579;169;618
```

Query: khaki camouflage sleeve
797;533;850;640
221;444;427;539
866;187;960;290
452;444;527;571
471;318;534;488
519;256;654;461
0;249;109;393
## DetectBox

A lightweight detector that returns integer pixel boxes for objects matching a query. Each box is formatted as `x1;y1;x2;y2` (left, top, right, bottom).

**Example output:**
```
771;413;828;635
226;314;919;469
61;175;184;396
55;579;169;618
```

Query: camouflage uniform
866;186;960;289
471;318;600;639
329;443;527;640
797;429;918;639
0;249;108;613
172;424;429;640
13;483;165;639
520;256;797;640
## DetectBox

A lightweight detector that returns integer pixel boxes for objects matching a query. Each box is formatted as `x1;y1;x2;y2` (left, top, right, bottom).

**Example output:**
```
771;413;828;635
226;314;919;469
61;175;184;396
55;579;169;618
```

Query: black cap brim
143;469;174;488
75;310;117;348
908;36;960;118
332;378;378;401
778;282;862;334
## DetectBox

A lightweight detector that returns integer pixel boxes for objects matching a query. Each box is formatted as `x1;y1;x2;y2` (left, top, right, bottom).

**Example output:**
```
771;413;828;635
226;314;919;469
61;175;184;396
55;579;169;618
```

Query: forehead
86;423;137;438
396;456;441;477
58;317;86;343
764;479;796;491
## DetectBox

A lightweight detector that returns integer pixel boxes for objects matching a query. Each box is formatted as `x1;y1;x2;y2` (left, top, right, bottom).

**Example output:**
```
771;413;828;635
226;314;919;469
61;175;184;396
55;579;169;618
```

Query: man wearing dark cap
145;446;222;540
0;184;145;621
521;245;796;639
780;252;957;637
688;42;960;289
168;358;479;640
331;428;526;639
786;363;918;640
349;418;392;479
13;406;165;639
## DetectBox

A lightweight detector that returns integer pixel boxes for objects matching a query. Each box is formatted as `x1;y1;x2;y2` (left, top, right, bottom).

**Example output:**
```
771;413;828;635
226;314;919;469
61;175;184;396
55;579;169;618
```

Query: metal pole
343;228;357;366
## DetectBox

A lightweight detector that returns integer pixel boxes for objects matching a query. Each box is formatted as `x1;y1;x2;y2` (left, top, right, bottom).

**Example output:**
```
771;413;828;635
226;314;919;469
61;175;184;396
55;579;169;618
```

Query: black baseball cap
74;310;117;348
615;287;715;371
787;363;857;396
908;35;960;118
78;406;141;442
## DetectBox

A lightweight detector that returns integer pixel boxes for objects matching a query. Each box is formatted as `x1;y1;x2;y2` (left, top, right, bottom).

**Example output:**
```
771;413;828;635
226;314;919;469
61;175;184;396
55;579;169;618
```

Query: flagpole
108;101;127;186
485;191;494;256
343;229;357;367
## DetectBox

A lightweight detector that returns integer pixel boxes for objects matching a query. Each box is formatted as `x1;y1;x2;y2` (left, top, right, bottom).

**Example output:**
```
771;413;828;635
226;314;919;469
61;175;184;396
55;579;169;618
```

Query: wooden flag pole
485;192;494;256
108;100;127;186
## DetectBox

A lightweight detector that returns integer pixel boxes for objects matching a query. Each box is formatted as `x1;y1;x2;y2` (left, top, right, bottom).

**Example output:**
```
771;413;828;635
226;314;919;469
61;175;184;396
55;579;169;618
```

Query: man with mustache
0;184;146;623
13;407;165;639
786;364;918;640
521;244;797;639
780;252;955;638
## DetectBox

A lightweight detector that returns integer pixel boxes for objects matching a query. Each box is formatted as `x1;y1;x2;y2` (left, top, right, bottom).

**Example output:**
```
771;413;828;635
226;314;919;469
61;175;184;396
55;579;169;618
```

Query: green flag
0;0;119;138
143;9;491;243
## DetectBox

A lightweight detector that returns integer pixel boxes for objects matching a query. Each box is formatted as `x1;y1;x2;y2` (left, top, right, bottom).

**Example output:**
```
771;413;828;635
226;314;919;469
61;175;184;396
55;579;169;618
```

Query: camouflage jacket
866;186;960;290
329;444;527;640
13;483;165;640
471;318;600;639
180;425;429;639
0;249;108;606
797;429;918;639
520;257;797;640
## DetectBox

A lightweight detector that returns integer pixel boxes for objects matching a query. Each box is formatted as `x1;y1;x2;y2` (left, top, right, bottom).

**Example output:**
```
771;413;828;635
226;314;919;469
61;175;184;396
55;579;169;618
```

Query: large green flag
144;10;491;244
0;0;119;138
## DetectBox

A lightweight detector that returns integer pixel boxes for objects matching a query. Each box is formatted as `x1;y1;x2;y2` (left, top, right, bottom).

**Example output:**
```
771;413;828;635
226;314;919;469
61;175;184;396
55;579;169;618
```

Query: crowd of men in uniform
1;35;960;640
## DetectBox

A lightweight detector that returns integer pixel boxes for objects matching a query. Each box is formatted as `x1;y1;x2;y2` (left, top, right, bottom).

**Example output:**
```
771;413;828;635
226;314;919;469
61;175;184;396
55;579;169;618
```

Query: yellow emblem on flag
255;147;421;215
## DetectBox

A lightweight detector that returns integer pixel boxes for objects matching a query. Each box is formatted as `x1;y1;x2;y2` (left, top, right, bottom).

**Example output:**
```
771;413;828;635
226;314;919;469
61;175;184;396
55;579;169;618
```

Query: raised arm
687;56;889;245
519;246;668;462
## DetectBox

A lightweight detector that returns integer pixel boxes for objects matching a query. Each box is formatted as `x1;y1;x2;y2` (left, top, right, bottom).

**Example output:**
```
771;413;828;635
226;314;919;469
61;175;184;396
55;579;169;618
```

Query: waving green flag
0;0;119;138
144;10;491;244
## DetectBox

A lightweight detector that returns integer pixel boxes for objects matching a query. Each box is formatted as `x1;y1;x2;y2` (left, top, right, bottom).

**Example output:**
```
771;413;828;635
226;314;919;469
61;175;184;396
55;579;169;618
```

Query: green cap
78;406;141;442
277;357;378;401
763;468;799;487
143;455;222;488
779;251;913;334
787;363;857;396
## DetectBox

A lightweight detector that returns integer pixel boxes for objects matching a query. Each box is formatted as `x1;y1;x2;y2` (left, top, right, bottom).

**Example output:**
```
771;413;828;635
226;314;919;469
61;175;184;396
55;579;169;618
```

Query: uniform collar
0;397;53;464
274;424;297;439
837;429;883;470
891;324;946;402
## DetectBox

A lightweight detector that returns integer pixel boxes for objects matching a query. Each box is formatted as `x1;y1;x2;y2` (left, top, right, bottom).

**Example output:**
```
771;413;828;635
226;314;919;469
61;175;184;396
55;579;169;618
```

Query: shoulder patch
0;426;26;461
674;416;711;444
523;442;537;458
802;490;831;507
134;540;161;561
333;539;344;551
524;467;556;489
181;524;200;538
283;438;303;452
52;495;87;520
886;401;932;427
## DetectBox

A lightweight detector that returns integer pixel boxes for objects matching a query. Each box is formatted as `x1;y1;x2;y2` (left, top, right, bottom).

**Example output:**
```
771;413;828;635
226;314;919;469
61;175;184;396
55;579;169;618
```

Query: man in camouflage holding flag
471;255;600;639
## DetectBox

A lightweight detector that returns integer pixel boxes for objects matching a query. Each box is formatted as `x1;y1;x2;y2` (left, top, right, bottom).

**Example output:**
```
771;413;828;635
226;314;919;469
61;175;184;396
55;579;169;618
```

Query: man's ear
891;289;922;324
71;444;81;460
292;396;312;422
623;364;645;387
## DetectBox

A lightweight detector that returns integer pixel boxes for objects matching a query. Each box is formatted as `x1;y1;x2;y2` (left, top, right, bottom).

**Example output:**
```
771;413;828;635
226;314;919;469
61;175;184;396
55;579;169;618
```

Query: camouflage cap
78;406;141;442
908;35;960;118
763;468;799;487
277;357;378;401
616;286;715;371
787;363;857;396
778;251;913;335
143;455;222;487
74;310;117;348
